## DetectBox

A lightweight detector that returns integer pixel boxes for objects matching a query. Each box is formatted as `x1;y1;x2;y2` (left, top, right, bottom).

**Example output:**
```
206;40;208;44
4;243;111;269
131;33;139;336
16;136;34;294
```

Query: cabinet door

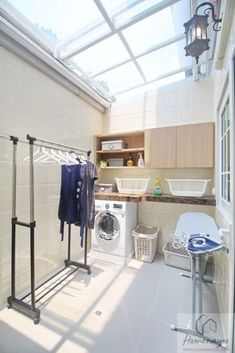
176;123;214;168
145;127;176;168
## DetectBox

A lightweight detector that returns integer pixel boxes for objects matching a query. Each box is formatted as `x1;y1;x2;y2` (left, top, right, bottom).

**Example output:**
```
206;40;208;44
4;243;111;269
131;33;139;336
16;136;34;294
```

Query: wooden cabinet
95;123;214;170
145;122;214;168
95;131;145;169
145;127;176;168
176;123;214;168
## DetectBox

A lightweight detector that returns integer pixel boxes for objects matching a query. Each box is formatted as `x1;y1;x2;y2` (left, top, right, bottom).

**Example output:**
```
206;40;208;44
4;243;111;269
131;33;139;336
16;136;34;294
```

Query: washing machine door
95;211;120;251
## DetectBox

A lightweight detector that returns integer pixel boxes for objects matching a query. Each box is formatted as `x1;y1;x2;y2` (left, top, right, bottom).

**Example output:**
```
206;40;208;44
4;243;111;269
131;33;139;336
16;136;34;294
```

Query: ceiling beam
113;65;192;96
93;0;147;83
91;33;185;78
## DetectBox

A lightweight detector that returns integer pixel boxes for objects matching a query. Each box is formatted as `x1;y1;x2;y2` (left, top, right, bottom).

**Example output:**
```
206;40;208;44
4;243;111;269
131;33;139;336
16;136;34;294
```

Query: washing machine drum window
97;212;120;240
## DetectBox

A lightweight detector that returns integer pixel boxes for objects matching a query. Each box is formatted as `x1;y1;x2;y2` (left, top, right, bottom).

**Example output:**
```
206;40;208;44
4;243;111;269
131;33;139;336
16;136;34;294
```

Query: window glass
137;39;191;80
122;0;190;55
101;0;163;28
8;0;110;43
220;98;230;204
71;35;130;76
95;62;144;94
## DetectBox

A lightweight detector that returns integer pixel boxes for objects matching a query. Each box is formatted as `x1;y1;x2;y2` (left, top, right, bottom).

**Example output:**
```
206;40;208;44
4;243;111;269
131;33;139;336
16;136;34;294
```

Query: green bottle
154;178;162;196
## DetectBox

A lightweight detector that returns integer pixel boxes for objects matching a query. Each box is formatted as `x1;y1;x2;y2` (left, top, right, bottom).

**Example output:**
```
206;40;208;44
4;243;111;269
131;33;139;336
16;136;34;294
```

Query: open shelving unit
95;131;145;169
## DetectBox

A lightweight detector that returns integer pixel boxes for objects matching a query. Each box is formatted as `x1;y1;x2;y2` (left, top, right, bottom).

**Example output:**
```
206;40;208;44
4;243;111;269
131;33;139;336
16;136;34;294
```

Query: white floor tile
136;317;179;353
0;257;221;353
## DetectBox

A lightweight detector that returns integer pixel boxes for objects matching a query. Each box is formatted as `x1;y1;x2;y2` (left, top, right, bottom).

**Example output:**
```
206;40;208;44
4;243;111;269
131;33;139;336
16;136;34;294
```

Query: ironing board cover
187;233;223;254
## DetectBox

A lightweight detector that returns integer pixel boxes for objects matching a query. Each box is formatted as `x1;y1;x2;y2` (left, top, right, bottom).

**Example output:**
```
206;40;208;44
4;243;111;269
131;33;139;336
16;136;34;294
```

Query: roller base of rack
171;324;225;348
7;296;40;324
64;259;91;274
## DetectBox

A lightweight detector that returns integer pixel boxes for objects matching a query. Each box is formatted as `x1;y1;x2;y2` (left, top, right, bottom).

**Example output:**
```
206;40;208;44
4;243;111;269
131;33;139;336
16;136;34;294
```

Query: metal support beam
93;0;147;84
114;65;192;96
92;33;185;78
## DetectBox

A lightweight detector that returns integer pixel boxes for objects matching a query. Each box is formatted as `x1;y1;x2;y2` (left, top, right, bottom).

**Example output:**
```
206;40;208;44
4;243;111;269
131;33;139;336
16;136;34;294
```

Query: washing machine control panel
113;203;123;209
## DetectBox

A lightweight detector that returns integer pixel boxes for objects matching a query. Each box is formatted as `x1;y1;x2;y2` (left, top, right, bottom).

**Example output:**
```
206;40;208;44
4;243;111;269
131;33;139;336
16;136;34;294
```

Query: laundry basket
115;178;150;194
132;224;160;262
165;179;211;197
163;241;192;271
163;241;201;272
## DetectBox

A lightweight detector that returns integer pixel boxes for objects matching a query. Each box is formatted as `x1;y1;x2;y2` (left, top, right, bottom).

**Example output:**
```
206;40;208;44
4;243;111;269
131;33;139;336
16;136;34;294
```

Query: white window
219;93;231;211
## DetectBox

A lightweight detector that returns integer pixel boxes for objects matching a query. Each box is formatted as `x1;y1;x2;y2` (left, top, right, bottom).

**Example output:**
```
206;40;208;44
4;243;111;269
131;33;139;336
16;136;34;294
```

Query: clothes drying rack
0;133;92;324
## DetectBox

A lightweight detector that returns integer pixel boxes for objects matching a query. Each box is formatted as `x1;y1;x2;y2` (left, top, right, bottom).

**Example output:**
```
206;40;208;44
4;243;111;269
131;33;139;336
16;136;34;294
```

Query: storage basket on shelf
165;179;211;197
132;224;160;262
115;178;150;195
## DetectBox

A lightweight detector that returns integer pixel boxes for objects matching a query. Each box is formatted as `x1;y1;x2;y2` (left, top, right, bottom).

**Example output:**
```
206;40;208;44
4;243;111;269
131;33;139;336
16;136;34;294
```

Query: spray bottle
137;153;145;167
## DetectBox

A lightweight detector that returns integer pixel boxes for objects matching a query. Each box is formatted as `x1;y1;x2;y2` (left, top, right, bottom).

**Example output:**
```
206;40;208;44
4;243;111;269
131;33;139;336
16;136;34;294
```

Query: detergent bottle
154;178;162;196
127;153;134;167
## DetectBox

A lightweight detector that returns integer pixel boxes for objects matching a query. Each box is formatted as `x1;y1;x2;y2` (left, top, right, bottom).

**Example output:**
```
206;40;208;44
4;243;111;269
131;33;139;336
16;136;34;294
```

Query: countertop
95;192;216;206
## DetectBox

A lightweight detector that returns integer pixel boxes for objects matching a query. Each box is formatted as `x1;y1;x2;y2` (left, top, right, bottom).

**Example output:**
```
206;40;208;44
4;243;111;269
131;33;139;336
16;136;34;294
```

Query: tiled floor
0;255;224;353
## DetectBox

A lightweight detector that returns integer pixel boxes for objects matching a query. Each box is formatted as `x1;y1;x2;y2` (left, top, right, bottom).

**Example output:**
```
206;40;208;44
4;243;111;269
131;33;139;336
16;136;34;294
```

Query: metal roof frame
59;0;181;60
0;0;198;100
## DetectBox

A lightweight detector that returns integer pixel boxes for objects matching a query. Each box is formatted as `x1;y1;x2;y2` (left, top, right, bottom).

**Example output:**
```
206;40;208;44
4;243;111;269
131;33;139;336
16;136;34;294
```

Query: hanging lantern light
184;2;222;64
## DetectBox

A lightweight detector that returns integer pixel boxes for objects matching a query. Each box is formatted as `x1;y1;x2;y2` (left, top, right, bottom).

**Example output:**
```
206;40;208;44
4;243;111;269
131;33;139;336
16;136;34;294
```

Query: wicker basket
132;224;160;262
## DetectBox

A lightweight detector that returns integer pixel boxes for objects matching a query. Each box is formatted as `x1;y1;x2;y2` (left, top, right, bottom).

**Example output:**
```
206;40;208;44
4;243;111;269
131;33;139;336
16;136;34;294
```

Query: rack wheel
34;318;40;325
88;269;92;275
7;304;12;309
221;342;227;349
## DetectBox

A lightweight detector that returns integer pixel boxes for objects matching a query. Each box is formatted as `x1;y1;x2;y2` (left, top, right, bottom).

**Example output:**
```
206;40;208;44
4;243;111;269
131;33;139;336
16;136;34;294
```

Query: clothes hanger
77;153;87;165
34;147;61;164
23;146;42;162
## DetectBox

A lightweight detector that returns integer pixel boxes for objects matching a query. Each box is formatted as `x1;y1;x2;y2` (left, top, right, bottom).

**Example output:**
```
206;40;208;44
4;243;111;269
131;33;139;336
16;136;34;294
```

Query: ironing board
171;212;225;348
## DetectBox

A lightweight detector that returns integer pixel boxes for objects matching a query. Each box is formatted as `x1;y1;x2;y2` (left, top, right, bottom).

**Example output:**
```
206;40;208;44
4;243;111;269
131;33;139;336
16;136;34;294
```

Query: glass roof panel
3;0;198;100
95;62;144;94
116;71;188;99
100;0;164;28
7;0;110;43
122;0;190;55
137;39;191;81
70;35;131;76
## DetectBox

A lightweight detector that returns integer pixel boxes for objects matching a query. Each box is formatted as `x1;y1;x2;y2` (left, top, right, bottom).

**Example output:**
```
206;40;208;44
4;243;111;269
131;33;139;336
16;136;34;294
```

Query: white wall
105;76;213;133
0;48;104;306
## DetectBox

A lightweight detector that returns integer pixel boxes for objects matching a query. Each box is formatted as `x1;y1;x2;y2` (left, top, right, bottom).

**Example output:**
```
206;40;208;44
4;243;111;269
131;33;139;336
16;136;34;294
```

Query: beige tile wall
104;76;214;133
0;48;104;306
99;167;214;195
138;202;215;255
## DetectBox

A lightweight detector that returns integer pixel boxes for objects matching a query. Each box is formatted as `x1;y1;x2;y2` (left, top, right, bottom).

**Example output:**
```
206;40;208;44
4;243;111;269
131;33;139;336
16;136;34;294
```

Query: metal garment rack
0;133;92;324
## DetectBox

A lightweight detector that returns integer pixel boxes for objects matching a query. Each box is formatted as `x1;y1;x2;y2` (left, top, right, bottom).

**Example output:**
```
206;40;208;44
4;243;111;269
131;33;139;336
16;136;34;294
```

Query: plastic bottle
127;153;134;167
154;178;162;196
137;152;145;167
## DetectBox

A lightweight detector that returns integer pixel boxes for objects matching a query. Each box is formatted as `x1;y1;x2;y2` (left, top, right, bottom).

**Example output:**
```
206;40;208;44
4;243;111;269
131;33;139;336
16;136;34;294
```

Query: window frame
217;86;232;216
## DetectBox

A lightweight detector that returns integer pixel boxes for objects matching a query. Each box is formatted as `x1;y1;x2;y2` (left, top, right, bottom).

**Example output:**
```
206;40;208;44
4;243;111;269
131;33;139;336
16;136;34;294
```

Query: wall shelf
96;147;144;154
95;131;145;168
99;166;145;169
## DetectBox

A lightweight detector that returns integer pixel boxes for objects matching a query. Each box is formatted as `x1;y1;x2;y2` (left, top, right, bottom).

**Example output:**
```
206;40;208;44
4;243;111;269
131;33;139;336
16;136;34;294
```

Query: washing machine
90;200;137;265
